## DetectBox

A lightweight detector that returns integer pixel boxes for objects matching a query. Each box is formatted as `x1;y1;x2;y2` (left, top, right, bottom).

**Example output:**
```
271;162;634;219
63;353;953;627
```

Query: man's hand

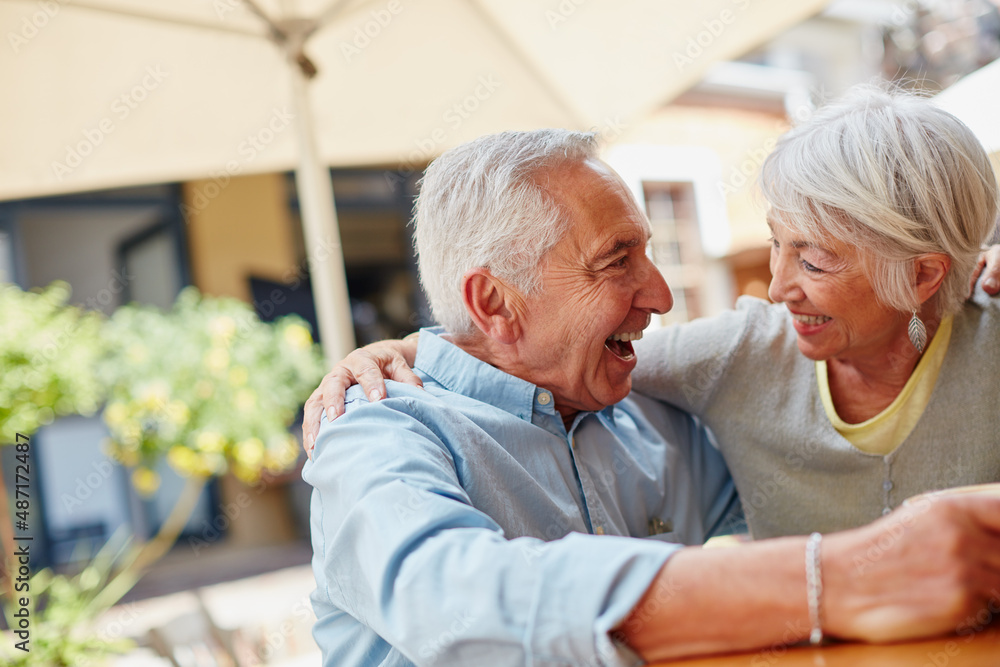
303;334;421;459
970;244;1000;295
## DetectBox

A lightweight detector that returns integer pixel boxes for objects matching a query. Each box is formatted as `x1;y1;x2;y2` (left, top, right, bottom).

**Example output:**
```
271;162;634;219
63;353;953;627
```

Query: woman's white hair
760;83;1000;317
414;129;599;333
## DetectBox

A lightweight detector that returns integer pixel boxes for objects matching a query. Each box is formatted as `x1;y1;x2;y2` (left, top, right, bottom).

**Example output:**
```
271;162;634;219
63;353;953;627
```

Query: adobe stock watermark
749;620;811;667
340;0;403;63
385;74;503;191
880;0;923;29
593;451;635;497
64;602;146;667
7;0;69;54
545;0;590;31
239;595;315;666
614;573;685;641
918;590;1000;667
716;93;819;198
179;107;294;222
83;266;136;312
417;609;477;661
212;0;253;21
591;115;628;146
51;66;170;181
60;457;117;514
673;0;752;72
187;476;270;555
20;267;135;398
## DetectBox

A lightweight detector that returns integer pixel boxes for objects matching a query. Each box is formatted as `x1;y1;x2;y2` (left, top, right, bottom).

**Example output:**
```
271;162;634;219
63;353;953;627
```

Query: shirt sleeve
303;396;680;667
630;298;761;415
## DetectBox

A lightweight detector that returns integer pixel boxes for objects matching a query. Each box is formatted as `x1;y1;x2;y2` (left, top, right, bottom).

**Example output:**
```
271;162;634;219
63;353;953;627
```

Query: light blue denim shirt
304;327;740;667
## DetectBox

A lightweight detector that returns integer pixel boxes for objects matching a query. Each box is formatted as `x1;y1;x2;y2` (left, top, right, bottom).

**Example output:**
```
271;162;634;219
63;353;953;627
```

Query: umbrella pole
288;65;356;366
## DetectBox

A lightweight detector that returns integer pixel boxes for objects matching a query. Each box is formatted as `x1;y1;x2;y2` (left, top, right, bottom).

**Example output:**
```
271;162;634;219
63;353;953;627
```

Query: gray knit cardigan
632;288;1000;538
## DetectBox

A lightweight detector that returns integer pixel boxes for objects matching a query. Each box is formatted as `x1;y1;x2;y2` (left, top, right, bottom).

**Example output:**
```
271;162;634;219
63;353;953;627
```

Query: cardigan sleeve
631;297;771;415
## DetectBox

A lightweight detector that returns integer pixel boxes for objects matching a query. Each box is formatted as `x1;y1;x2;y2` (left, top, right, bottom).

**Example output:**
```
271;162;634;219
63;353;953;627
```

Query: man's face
516;158;672;417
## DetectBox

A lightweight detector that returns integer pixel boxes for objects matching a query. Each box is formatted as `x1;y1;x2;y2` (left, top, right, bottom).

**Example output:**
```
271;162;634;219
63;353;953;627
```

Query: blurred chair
144;591;244;667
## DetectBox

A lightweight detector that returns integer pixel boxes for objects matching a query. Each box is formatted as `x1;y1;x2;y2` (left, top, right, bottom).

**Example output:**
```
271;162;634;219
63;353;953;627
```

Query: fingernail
369;389;381;402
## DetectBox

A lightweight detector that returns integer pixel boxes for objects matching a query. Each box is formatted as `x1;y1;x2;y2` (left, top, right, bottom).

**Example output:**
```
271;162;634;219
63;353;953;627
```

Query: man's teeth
791;313;831;326
609;331;644;342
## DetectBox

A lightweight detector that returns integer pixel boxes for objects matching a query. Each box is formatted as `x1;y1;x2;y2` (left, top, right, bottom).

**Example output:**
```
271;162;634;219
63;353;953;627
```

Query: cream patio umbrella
0;0;830;362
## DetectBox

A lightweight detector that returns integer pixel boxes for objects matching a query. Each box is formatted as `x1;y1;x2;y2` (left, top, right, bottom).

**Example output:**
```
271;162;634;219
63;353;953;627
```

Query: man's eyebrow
590;237;643;266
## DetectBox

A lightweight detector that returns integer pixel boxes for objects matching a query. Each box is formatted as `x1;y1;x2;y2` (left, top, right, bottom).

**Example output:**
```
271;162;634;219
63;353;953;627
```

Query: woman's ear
914;253;951;305
461;268;522;344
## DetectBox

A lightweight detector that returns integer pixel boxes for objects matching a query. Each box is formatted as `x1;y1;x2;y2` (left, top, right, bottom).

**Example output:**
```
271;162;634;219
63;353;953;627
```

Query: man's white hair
414;129;599;333
760;83;999;317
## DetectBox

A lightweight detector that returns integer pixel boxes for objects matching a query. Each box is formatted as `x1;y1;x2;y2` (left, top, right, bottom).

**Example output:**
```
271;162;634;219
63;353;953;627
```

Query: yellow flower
203;453;227;475
235;388;256;412
104;401;129;428
208;315;237;343
283;323;313;350
120;422;142;446
264;434;300;471
165;400;190;426
117;447;140;468
126;343;148;364
233;465;261;485
234;437;265;469
168;445;198;474
132;467;161;496
195;430;226;453
204;347;230;374
228;366;248;387
138;381;170;411
103;438;139;467
196;379;214;399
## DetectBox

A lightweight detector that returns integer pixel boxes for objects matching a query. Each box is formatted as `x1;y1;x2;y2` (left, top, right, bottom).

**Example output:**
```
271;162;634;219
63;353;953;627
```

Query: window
643;182;703;324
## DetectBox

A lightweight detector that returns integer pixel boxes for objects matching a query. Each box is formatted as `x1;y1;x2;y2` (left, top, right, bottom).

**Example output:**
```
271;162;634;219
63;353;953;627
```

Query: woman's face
767;219;908;362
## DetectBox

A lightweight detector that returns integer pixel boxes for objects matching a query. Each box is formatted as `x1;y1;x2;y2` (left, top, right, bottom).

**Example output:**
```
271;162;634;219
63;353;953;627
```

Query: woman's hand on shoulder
970;244;1000;296
303;333;422;459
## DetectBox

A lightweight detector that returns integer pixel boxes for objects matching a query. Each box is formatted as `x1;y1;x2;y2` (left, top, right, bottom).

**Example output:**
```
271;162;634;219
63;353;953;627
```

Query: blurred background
2;0;1000;664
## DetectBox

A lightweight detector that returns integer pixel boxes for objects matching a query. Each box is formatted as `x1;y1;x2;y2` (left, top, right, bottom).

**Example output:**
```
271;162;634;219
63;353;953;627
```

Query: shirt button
882;507;892;515
883;480;893;491
537;392;551;405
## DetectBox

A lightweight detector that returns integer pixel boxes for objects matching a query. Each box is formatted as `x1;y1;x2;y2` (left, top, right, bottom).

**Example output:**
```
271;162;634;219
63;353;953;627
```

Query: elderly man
303;129;1000;666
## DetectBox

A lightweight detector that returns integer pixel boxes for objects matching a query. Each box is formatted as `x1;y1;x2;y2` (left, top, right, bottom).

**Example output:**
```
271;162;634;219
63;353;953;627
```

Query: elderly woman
303;85;1000;539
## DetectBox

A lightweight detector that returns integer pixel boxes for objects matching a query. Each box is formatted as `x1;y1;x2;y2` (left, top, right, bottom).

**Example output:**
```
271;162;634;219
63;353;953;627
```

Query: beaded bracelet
805;532;824;646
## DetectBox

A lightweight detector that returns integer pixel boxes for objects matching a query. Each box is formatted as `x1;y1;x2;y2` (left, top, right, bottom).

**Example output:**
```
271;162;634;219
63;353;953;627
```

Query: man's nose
637;256;673;315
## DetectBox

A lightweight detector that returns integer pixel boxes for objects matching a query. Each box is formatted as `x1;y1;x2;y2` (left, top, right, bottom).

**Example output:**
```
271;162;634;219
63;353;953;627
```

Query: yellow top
816;316;954;456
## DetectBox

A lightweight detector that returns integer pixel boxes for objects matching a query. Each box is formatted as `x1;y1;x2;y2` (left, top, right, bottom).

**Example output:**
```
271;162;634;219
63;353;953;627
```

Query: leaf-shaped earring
908;310;927;354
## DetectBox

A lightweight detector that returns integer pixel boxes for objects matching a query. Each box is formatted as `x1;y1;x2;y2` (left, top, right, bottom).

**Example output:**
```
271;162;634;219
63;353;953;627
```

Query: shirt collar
415;327;617;427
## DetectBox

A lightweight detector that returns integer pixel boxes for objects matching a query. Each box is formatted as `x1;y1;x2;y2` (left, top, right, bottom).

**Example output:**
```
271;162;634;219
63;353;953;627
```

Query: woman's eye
611;256;628;268
768;236;779;249
801;259;823;273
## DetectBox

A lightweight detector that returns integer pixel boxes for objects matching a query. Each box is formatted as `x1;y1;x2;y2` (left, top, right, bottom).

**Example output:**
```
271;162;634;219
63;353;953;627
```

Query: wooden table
655;621;1000;666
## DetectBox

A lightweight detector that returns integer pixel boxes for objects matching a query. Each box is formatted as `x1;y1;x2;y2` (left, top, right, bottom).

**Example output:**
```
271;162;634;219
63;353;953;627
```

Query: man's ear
914;253;951;305
462;268;522;344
